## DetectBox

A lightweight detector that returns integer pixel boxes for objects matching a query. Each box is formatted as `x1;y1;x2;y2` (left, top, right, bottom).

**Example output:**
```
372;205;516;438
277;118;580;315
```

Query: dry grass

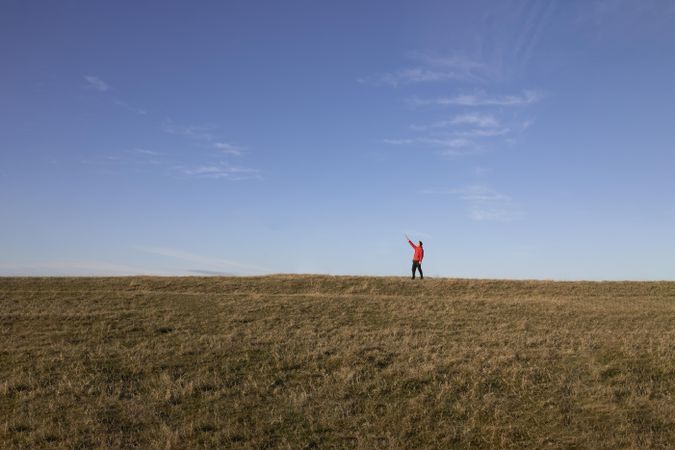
1;275;674;449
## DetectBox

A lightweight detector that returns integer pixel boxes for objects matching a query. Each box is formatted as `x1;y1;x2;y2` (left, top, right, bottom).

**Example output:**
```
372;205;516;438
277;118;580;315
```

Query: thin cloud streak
411;113;501;131
383;138;472;148
83;75;110;92
164;123;249;159
82;148;260;182
176;163;261;180
419;137;474;149
410;90;543;107
423;185;524;222
455;127;511;137
214;142;243;156
113;99;147;115
163;122;218;141
359;53;488;87
450;113;501;128
136;246;270;273
383;136;480;157
132;148;163;156
511;0;557;70
382;138;415;145
520;1;557;69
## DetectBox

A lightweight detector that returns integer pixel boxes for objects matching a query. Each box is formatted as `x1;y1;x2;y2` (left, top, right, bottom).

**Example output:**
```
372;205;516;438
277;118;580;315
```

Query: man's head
419;241;423;247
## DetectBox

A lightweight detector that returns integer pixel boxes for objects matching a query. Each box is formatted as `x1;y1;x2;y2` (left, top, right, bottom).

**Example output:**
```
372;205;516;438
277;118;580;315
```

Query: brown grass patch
1;276;674;448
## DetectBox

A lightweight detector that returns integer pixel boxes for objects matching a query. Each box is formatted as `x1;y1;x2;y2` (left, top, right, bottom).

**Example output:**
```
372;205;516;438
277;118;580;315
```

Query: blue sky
2;0;675;279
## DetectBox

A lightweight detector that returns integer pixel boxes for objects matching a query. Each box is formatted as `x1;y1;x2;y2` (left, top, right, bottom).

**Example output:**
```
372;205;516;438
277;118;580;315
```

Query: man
406;235;424;279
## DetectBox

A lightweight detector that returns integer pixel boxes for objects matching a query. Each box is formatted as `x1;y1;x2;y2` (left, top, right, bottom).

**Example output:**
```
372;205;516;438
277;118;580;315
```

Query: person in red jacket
406;235;424;279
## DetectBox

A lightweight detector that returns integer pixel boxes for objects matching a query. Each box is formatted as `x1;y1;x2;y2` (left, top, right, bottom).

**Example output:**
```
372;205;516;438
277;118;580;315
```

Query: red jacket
408;240;424;262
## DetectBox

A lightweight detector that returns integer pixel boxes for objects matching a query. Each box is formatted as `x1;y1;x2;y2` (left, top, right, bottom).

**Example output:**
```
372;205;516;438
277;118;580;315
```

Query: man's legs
412;261;423;279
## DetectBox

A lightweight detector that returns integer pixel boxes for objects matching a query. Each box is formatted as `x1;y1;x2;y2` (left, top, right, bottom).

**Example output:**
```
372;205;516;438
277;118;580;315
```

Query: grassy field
1;276;674;449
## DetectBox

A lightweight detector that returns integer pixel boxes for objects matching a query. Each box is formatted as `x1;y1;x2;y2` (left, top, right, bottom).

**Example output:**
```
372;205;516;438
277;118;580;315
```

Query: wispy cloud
113;99;147;115
409;52;487;72
388;111;516;156
176;162;261;180
78;78;260;182
359;52;488;87
164;124;247;156
136;246;270;274
451;185;512;202
512;1;557;71
574;0;675;44
82;156;262;181
409;90;543;107
473;167;492;177
411;113;501;131
521;119;535;130
382;138;416;145
359;11;549;162
455;127;511;137
132;148;163;156
450;113;501;128
214;142;243;156
468;208;523;222
83;148;165;170
423;184;524;222
83;146;260;181
82;76;151;116
577;0;635;24
405;93;541;154
419;137;474;149
83;75;110;92
359;68;459;87
163;122;218;141
383;136;478;156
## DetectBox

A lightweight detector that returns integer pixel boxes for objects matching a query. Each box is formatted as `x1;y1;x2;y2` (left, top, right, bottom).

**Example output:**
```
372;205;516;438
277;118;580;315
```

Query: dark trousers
412;260;423;279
